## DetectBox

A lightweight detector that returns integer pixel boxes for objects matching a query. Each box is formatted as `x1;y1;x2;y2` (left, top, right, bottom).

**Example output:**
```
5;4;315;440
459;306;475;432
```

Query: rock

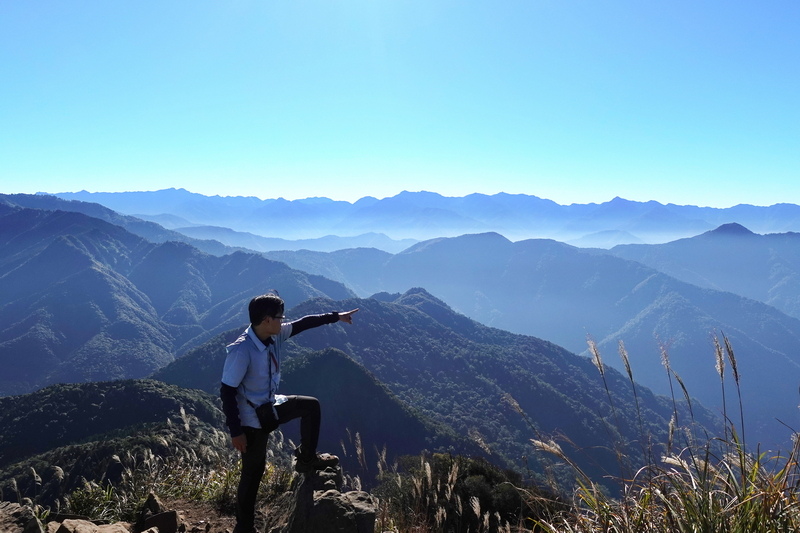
0;501;45;533
141;510;180;533
262;464;378;533
52;519;130;532
140;492;167;517
44;514;132;533
135;492;183;532
46;514;94;524
298;489;377;533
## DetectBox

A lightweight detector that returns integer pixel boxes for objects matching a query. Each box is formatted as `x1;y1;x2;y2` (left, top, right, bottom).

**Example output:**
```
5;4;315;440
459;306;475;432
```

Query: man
220;293;359;533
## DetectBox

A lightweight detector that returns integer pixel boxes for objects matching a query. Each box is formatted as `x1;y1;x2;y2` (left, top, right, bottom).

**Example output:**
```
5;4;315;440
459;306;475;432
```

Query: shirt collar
246;325;274;351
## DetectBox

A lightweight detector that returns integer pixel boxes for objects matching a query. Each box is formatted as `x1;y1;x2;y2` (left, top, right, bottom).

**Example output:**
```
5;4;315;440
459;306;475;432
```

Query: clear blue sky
1;1;798;207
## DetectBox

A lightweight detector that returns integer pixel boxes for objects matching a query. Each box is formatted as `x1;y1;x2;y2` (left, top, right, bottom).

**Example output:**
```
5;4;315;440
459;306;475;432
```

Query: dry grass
528;334;800;532
56;426;296;523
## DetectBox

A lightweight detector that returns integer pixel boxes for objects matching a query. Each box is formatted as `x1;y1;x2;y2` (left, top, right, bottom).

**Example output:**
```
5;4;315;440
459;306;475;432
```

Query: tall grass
528;334;800;532
59;428;296;523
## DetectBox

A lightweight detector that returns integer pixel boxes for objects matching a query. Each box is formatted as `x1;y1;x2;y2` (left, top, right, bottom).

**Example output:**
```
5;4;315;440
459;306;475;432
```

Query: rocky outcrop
0;501;44;533
262;465;378;533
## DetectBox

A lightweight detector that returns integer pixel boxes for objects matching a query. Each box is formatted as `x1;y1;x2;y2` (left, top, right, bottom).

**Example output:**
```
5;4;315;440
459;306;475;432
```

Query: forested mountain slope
0;379;226;505
157;290;717;492
0;204;353;396
154;340;483;480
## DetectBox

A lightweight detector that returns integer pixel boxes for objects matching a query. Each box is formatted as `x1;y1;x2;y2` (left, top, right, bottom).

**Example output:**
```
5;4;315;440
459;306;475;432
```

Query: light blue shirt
221;322;293;429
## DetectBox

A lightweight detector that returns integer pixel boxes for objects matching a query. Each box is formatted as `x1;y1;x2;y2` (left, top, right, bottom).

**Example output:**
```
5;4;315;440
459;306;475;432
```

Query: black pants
235;395;321;532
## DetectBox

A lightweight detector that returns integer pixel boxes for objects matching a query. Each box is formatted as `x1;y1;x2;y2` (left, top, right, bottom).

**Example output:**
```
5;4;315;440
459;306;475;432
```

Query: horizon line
27;188;793;210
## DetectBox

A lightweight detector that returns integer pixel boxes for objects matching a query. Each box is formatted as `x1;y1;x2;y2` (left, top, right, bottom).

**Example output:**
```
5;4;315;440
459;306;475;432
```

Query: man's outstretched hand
338;308;359;324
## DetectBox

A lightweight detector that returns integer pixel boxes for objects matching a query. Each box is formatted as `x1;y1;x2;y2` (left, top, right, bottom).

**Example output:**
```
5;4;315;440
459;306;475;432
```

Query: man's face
263;313;283;336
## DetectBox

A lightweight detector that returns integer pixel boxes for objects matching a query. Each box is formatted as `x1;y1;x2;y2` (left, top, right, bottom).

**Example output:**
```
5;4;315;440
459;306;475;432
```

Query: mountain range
264;231;800;452
2;285;692;502
3;189;799;500
52;188;800;245
0;200;353;396
154;290;706;492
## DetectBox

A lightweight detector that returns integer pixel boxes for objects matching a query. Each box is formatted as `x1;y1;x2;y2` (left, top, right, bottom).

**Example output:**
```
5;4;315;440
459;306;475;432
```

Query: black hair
248;293;284;326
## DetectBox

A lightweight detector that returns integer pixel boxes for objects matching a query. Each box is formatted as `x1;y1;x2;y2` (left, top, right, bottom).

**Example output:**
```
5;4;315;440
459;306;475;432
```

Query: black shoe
293;452;339;473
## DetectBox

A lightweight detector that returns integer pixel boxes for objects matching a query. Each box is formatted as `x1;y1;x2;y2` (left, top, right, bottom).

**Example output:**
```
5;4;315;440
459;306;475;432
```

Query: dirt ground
162;497;237;533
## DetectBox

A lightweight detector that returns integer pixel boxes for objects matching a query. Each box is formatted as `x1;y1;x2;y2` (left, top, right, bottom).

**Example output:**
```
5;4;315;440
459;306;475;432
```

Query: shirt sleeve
289;312;340;337
221;344;250;388
220;383;243;437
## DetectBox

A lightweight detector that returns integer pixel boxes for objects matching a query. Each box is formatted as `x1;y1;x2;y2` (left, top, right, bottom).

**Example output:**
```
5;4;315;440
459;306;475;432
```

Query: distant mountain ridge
264;232;800;452
607;223;800;320
0;193;239;256
172;225;417;254
52;188;800;245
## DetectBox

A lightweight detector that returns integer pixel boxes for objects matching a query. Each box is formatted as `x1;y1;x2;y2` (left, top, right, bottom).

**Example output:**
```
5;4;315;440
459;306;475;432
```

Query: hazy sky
1;1;798;207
